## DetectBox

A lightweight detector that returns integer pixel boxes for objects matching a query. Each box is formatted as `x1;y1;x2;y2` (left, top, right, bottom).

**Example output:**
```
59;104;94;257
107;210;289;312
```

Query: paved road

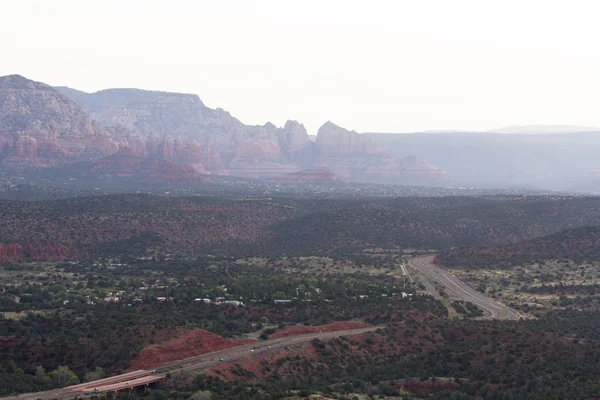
157;326;379;374
410;255;516;320
2;326;379;400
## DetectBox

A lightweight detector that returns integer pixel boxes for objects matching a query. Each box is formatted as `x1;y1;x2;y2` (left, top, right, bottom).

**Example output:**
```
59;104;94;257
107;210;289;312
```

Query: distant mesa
0;74;104;139
0;74;447;185
489;125;600;134
316;121;378;154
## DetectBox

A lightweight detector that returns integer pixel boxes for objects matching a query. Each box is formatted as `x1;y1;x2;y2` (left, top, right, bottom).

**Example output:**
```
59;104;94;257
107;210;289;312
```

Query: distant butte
0;74;447;185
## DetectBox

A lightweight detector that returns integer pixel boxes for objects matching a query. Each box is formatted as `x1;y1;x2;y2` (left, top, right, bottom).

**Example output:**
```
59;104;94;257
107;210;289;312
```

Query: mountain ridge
0;74;447;184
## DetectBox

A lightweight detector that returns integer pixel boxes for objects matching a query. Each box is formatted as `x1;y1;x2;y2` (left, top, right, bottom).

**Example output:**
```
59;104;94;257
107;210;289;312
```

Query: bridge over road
2;326;379;400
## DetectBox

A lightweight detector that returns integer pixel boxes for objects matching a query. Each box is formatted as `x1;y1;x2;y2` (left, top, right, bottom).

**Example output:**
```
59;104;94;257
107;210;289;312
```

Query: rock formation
125;136;148;158
315;121;377;154
34;132;70;157
278;120;311;158
54;86;243;154
0;75;448;185
0;75;104;138
145;134;160;156
13;135;37;158
158;136;176;161
270;167;338;184
312;123;447;184
233;138;284;159
88;135;120;157
399;154;448;180
88;154;203;183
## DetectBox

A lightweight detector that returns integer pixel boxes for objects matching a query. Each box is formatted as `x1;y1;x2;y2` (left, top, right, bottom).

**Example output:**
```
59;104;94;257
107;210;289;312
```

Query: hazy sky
1;0;599;134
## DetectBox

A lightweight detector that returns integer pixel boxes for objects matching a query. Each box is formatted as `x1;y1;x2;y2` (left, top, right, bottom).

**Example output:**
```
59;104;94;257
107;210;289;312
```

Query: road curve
2;326;380;400
410;255;516;320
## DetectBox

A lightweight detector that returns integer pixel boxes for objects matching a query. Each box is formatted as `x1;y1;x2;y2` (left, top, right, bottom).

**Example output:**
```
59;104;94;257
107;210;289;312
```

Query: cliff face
54;86;247;155
278;120;311;159
0;76;225;177
55;87;302;176
315;121;378;154
0;75;107;170
311;123;447;184
0;75;104;139
0;75;447;184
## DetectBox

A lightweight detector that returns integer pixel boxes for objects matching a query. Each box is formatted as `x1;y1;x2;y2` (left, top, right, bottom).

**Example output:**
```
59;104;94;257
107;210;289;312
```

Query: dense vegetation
0;257;442;396
166;311;600;399
2;194;600;261
31;310;600;400
438;226;600;269
4;193;600;399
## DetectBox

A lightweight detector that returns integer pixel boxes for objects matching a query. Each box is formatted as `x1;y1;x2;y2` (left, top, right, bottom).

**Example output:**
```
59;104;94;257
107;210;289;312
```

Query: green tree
35;366;46;380
191;390;212;400
49;366;80;387
84;367;106;382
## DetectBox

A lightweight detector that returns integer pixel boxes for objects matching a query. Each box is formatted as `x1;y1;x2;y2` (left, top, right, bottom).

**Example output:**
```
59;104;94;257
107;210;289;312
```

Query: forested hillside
437;226;600;269
2;195;600;261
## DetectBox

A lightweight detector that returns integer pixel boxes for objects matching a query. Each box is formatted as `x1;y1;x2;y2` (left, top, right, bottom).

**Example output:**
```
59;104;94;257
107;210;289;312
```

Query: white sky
1;0;600;134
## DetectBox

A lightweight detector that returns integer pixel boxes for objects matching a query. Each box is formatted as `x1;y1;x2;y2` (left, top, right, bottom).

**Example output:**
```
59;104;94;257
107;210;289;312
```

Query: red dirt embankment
0;242;72;263
270;321;370;339
131;329;255;369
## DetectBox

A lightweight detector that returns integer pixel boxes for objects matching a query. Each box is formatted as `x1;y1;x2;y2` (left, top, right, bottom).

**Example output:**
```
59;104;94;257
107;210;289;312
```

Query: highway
2;326;379;400
409;255;516;320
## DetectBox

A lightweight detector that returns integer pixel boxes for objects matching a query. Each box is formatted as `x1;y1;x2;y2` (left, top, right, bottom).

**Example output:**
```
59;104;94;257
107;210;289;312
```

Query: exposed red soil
208;322;442;383
268;167;338;184
0;242;73;263
131;329;255;369
270;321;370;339
208;341;320;382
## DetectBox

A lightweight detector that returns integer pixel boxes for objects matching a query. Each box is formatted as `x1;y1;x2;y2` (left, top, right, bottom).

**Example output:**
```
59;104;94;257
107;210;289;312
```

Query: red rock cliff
315;121;377;154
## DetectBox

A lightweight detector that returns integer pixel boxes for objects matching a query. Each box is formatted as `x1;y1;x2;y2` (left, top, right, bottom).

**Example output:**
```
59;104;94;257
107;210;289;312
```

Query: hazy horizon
2;0;600;134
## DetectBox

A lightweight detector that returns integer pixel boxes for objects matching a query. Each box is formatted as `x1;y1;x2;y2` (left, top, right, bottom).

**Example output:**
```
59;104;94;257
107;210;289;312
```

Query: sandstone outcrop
312;124;447;184
124;136;148;158
13;135;37;158
270;167;338;184
226;137;300;179
158;136;176;161
0;75;448;184
0;75;104;138
226;159;300;179
278;120;311;158
399;154;448;180
34;132;70;157
234;138;284;159
88;135;120;157
315;121;377;154
145;134;160;156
